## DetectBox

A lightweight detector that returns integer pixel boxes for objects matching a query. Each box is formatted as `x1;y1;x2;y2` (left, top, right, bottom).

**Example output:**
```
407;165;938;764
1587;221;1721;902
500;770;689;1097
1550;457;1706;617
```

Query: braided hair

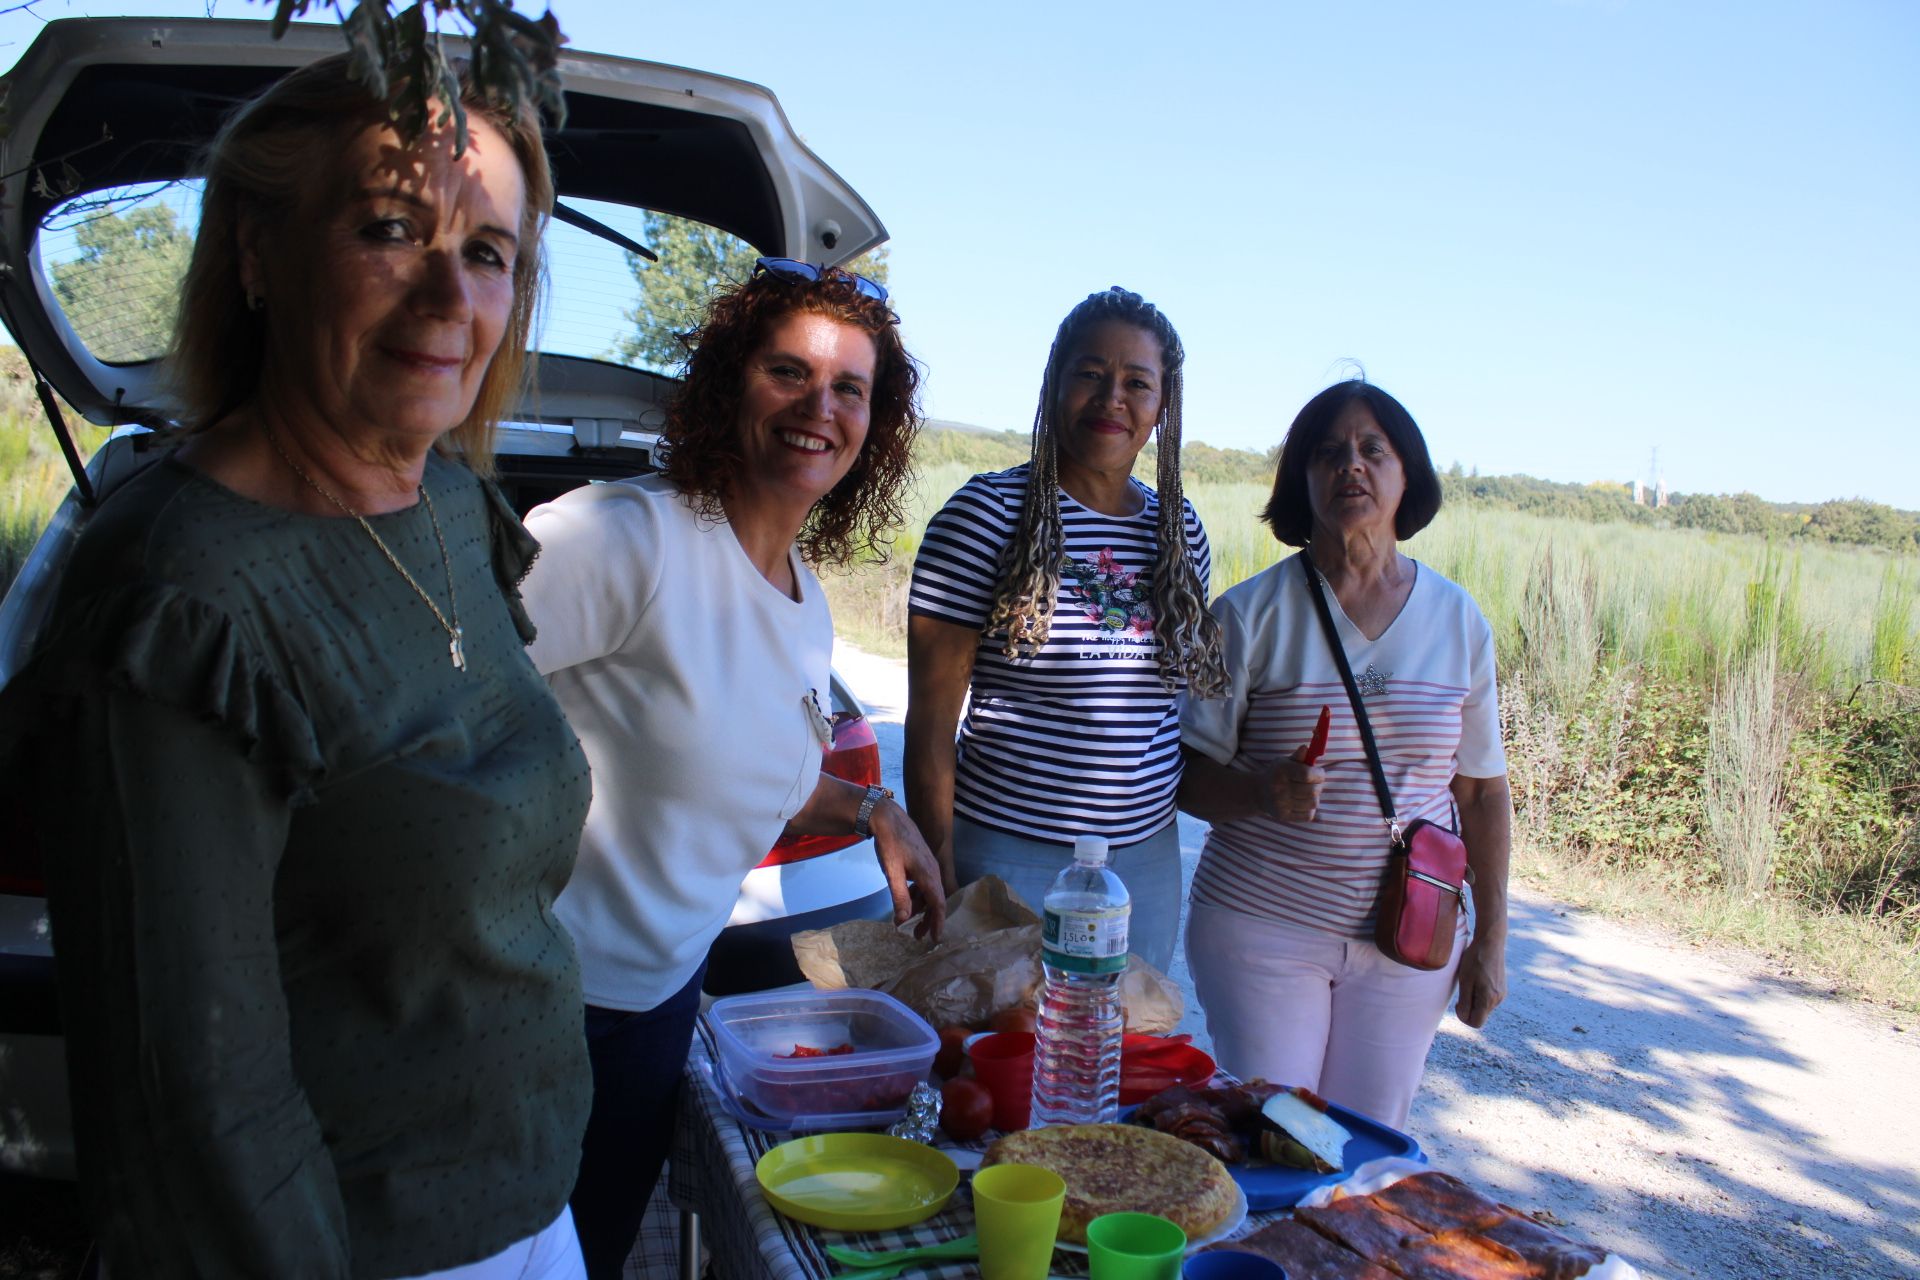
984;287;1227;698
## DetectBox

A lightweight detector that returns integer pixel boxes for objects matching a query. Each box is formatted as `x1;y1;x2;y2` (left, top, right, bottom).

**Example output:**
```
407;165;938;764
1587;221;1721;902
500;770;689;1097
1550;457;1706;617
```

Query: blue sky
6;0;1915;507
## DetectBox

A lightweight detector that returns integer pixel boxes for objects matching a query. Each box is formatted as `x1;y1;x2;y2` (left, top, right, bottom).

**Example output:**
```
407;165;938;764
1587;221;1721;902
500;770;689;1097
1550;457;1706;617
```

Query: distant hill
914;422;1920;554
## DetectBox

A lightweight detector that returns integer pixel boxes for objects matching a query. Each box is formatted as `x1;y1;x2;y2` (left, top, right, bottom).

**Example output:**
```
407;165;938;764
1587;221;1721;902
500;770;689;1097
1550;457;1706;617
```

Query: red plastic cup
968;1031;1036;1131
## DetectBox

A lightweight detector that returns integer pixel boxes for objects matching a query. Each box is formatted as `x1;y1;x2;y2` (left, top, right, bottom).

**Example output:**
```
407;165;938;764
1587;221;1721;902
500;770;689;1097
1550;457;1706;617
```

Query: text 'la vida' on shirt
1182;552;1506;939
908;464;1211;846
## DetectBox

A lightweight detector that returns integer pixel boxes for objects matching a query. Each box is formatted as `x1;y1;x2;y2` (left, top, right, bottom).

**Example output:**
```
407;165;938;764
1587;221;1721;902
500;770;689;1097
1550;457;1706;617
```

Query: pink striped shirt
1182;554;1504;938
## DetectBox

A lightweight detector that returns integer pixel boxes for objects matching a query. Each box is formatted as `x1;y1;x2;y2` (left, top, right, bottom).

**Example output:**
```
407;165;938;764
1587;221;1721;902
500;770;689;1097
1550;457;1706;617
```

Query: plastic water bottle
1030;835;1130;1126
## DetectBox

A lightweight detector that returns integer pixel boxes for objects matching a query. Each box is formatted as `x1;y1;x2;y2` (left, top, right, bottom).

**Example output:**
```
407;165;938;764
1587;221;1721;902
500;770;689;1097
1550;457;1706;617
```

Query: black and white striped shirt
908;464;1212;845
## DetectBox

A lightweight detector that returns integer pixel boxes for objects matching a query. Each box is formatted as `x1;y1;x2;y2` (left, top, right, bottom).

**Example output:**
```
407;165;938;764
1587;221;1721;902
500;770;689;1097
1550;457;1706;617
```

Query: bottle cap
1072;835;1110;865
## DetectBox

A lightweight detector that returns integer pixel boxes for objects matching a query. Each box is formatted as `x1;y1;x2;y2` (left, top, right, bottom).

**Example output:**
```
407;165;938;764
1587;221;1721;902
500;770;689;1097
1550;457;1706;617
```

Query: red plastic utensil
1300;705;1332;765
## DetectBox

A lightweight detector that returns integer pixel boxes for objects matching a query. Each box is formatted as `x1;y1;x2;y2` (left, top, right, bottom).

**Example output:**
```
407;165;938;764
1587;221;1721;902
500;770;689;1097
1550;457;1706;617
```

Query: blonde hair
986;287;1227;698
169;55;553;476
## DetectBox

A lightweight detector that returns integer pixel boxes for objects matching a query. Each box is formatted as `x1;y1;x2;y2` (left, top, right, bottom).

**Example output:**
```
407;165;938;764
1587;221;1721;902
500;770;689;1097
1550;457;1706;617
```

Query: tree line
924;427;1920;554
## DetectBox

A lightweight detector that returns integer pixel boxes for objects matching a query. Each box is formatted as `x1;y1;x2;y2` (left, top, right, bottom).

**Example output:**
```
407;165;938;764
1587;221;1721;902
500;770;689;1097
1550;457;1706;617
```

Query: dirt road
838;642;1920;1279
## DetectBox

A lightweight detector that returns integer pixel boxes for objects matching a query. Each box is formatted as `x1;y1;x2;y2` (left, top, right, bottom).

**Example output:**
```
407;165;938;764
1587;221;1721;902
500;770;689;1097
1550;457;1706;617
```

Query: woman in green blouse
0;60;592;1279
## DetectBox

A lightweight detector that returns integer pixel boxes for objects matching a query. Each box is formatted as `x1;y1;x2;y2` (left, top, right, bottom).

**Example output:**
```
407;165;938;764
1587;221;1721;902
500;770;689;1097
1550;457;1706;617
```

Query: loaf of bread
1277;1171;1607;1279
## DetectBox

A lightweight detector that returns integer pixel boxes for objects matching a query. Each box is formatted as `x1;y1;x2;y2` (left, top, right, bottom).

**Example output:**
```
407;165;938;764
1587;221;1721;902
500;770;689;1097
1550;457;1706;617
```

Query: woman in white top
517;260;946;1279
1178;379;1511;1131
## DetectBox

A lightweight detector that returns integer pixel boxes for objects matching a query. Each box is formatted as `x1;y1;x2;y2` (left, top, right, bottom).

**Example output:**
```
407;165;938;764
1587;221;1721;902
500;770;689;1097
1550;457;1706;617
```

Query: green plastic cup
972;1162;1066;1280
1086;1211;1187;1280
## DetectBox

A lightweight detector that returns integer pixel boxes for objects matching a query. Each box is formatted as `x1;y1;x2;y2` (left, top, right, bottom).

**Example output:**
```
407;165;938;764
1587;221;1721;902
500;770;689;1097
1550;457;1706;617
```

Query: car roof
0;16;885;426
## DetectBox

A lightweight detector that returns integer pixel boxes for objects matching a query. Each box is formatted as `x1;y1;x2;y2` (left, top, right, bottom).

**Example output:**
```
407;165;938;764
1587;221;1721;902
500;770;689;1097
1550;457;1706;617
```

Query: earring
246;291;265;313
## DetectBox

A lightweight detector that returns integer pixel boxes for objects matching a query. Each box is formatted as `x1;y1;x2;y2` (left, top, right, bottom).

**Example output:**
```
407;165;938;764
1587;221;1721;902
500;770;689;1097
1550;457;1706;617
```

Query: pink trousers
1184;901;1467;1131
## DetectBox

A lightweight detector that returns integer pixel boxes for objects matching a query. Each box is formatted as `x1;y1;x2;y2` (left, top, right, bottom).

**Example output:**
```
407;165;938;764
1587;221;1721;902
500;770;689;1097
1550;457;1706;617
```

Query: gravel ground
837;640;1920;1280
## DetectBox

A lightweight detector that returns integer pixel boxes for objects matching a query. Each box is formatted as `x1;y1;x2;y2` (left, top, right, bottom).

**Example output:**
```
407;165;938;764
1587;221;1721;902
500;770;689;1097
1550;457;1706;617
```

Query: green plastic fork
830;1262;924;1280
826;1232;979;1276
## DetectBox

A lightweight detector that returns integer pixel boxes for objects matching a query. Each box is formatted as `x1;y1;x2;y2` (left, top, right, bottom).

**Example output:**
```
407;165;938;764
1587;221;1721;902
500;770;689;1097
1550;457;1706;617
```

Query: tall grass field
827;451;1920;1009
0;352;106;594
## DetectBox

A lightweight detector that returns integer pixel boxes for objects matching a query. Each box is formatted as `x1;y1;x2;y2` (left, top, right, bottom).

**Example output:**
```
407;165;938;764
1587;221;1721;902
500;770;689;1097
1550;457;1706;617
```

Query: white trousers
395;1206;586;1280
1184;901;1467;1131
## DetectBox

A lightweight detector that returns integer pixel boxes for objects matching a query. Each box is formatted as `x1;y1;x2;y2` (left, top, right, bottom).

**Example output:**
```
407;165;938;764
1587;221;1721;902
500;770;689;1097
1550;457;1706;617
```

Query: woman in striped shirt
1178;380;1512;1130
904;287;1227;974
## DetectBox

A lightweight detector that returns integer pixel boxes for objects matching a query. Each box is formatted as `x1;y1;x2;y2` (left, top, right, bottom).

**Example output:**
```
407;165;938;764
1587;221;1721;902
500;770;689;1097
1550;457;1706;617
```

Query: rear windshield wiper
552;201;657;262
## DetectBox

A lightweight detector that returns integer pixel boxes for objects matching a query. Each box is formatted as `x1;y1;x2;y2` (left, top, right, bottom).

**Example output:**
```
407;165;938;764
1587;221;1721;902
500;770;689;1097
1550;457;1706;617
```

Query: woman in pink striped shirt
1177;380;1512;1130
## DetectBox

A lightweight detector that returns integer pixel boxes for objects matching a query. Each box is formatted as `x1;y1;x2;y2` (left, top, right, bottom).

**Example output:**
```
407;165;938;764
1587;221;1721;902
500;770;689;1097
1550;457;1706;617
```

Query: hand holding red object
1298;705;1332;765
1265;707;1330;821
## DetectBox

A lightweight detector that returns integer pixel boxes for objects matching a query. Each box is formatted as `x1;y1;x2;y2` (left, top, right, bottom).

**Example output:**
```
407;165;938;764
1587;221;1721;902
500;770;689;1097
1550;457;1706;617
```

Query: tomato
933;1025;972;1079
940;1077;994;1142
991;1006;1038;1035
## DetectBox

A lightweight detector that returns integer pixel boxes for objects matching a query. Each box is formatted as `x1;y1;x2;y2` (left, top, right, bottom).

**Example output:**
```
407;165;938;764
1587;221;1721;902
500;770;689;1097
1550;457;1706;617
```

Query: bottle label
1041;905;1130;975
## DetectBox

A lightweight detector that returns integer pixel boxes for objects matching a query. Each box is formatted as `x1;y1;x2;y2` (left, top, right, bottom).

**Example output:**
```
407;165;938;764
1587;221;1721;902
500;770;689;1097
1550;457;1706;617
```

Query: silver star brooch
1357;662;1393;697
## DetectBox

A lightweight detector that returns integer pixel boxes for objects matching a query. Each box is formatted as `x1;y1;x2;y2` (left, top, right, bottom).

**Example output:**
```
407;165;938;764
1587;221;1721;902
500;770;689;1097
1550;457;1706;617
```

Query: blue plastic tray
1120;1098;1425;1211
1228;1099;1424;1210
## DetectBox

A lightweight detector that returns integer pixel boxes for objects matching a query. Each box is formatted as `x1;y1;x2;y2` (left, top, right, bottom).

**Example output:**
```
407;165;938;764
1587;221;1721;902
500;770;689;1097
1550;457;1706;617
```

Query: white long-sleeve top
520;475;830;1011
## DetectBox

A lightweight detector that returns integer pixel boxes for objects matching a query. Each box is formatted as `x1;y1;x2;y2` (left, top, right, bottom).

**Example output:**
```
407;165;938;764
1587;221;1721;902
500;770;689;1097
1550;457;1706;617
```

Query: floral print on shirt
1066;548;1154;635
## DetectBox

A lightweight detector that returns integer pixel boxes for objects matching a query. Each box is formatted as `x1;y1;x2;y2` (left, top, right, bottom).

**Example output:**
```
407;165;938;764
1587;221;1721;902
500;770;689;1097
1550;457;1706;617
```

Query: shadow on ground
1417;896;1918;1279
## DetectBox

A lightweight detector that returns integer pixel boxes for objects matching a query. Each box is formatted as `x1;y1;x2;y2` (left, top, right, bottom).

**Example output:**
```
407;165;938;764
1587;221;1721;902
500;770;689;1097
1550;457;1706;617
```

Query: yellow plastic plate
755;1132;959;1231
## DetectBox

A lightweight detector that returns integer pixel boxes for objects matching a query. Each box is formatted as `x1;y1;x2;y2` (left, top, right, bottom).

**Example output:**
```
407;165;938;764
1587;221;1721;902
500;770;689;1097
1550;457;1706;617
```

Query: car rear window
34;183;750;378
38;181;200;366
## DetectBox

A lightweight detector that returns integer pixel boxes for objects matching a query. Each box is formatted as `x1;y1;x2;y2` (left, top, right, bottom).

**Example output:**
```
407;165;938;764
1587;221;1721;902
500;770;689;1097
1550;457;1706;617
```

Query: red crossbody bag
1301;556;1469;971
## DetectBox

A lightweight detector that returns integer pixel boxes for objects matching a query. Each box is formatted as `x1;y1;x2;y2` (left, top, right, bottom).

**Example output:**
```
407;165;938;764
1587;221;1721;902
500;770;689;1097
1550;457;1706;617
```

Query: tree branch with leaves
256;0;567;153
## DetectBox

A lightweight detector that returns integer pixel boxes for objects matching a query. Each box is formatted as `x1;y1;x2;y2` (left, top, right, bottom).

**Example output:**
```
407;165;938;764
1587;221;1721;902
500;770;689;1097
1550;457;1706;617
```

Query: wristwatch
853;784;895;838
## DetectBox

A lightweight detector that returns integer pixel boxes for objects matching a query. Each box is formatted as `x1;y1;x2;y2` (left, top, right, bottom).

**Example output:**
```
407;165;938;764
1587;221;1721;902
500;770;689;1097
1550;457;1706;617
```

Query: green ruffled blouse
0;451;592;1279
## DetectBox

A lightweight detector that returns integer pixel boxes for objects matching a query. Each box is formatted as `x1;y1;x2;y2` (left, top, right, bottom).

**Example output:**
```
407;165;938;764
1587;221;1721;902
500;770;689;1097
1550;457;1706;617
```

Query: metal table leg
678;1207;702;1280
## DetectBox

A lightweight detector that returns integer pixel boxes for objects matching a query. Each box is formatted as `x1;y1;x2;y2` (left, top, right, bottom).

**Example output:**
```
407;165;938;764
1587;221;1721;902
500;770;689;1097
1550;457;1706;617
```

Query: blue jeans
951;815;1183;974
569;963;706;1280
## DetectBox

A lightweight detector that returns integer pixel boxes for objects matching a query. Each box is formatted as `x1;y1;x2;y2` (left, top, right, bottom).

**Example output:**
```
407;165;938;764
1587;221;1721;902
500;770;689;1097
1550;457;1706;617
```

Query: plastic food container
707;988;939;1131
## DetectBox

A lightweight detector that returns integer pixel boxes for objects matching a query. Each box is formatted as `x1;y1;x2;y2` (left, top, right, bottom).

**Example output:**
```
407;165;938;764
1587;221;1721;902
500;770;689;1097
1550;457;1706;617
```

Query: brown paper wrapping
790;875;1183;1033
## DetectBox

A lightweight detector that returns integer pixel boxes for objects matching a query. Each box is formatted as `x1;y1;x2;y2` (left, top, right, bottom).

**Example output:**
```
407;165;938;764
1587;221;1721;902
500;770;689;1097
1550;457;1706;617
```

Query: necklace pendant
450;626;467;672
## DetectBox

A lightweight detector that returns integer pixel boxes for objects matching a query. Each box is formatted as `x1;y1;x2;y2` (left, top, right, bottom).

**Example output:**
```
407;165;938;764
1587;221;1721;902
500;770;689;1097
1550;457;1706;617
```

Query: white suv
0;16;894;1181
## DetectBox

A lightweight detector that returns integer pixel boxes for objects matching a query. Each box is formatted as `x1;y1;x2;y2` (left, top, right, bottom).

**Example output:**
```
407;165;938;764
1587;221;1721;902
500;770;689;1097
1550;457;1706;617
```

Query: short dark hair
1261;380;1441;546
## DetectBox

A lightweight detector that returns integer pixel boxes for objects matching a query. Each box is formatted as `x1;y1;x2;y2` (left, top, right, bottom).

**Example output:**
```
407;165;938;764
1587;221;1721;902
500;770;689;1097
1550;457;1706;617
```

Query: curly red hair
660;268;922;567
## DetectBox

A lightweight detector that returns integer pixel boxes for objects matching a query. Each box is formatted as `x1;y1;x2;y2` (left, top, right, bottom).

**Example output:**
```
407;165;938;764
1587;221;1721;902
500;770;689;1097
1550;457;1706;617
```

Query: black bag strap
1300;554;1400;835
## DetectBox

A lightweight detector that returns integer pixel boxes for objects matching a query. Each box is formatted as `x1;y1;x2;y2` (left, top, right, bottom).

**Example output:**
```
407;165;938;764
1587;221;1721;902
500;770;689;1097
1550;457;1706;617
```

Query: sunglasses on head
752;256;889;303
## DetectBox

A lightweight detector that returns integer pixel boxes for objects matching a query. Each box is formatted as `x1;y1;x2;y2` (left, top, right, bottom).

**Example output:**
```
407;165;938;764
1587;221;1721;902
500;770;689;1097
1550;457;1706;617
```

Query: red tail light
754;712;881;868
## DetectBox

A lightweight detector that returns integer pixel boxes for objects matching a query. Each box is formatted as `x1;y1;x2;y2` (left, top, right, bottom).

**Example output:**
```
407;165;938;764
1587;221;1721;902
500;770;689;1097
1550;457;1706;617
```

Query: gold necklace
266;428;467;672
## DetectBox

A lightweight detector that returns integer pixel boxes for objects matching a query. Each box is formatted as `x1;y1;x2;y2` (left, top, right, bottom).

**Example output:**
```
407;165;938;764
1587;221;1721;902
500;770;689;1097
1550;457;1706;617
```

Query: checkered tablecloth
662;1016;1290;1280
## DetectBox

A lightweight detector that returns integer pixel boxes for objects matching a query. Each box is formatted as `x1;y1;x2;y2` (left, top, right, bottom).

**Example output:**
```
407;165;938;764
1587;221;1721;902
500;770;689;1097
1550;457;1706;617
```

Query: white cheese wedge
1258;1088;1351;1173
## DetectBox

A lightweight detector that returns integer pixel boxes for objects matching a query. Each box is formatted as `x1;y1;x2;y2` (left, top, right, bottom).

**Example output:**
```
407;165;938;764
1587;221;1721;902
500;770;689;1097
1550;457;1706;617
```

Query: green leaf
251;0;571;145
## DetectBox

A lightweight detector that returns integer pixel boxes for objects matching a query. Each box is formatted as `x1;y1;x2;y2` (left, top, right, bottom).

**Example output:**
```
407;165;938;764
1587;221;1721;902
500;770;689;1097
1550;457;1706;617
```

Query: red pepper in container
1300;705;1332;765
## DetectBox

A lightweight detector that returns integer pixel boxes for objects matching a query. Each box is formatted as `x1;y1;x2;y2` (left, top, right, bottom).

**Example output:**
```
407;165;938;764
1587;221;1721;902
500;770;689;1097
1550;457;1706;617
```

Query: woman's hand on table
870;800;948;942
785;775;946;939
